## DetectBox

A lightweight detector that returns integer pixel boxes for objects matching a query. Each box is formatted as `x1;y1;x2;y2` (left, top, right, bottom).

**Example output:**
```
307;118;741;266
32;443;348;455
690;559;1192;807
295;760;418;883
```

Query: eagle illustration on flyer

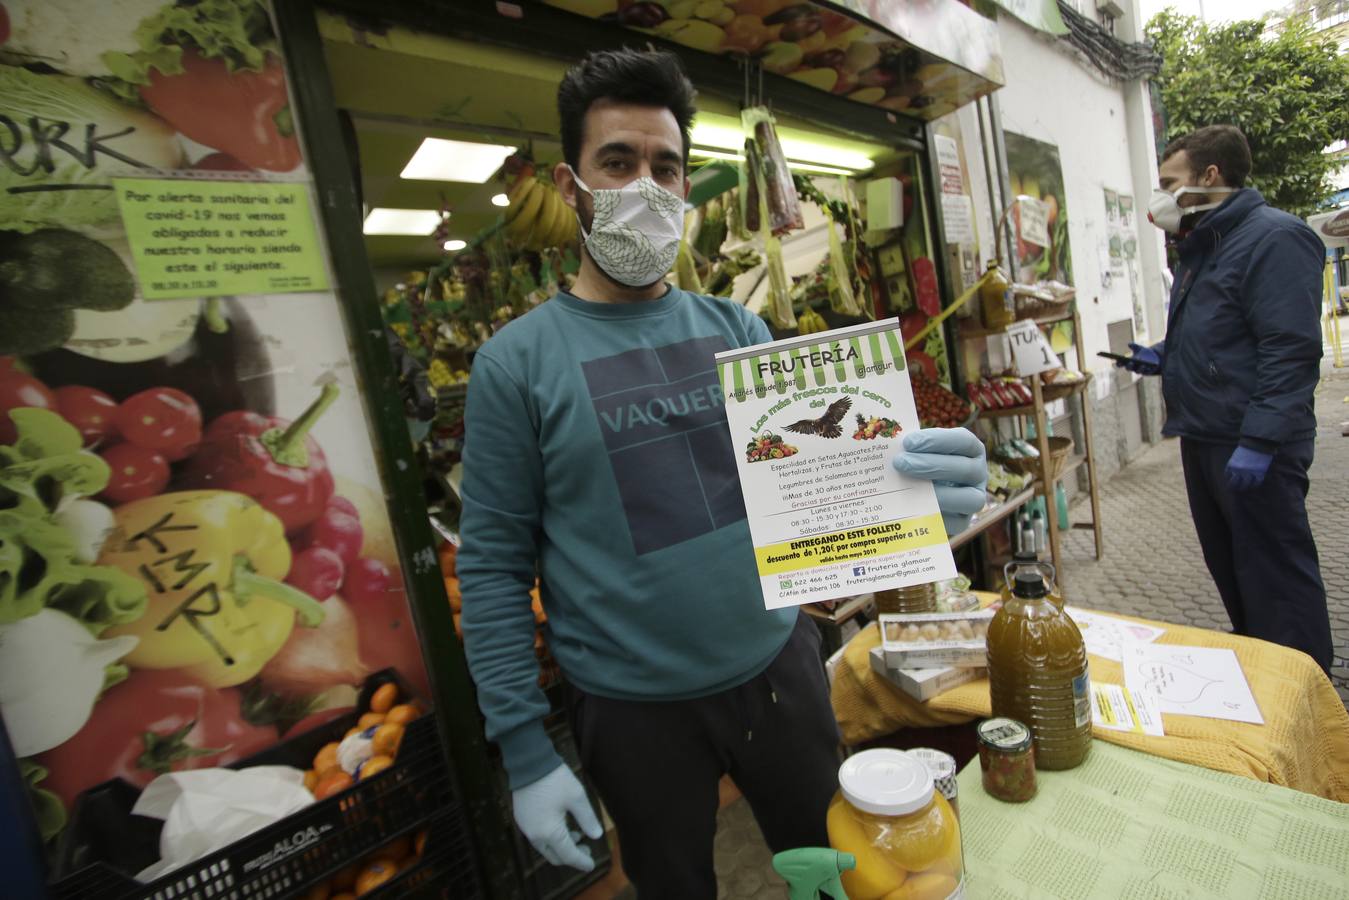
716;319;957;609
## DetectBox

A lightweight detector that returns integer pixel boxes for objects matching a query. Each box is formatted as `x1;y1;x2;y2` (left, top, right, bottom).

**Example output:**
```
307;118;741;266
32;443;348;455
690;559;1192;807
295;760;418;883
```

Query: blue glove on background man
1225;446;1273;491
892;428;988;535
512;764;604;871
1116;342;1163;376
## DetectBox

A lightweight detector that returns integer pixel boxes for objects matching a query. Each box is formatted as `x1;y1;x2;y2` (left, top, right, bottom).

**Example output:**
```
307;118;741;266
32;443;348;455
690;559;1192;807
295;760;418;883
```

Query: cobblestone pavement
1061;367;1349;705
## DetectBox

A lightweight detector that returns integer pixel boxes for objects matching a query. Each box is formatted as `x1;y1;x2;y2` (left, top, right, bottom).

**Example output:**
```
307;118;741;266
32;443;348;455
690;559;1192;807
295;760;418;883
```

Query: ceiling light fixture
363;208;444;236
443;239;467;252
401;138;517;183
491;193;510;207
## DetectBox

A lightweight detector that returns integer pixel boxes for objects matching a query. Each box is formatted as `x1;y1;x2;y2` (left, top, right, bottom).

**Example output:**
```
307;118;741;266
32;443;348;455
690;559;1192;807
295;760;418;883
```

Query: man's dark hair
557;48;697;171
1161;125;1253;188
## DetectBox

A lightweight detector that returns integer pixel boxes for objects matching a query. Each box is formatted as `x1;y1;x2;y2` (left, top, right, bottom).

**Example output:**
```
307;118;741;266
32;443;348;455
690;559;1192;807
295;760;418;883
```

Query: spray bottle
771;848;855;900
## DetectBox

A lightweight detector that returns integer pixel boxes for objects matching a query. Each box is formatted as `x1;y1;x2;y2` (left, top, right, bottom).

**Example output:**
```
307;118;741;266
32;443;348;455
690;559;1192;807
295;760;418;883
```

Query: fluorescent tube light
363;208;444;236
443;239;467;251
690;147;856;177
689;123;873;173
401;138;517;183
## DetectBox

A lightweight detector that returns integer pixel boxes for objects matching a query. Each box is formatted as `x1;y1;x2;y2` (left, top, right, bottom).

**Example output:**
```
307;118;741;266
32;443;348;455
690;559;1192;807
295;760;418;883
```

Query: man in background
1122;124;1332;671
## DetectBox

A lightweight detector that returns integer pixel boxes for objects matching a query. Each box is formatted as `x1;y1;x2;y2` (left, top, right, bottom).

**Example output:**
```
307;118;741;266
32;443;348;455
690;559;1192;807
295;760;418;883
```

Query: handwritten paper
1123;643;1263;725
1065;607;1165;663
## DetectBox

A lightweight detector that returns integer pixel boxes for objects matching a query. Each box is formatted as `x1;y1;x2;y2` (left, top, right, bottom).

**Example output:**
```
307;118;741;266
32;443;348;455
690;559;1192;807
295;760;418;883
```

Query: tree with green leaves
1147;9;1349;218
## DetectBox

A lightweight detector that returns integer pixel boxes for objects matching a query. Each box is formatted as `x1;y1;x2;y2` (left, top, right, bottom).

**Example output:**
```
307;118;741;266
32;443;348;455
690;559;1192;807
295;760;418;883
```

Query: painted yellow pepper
101;490;324;687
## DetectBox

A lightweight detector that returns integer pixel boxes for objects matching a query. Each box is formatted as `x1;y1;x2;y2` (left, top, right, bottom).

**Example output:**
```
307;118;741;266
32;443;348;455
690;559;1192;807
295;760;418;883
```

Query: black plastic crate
361;808;481;900
47;669;480;900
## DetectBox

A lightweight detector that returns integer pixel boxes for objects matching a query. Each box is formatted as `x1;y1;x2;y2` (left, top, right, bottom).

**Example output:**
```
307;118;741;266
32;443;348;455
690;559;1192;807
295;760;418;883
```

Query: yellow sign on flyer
113;178;330;299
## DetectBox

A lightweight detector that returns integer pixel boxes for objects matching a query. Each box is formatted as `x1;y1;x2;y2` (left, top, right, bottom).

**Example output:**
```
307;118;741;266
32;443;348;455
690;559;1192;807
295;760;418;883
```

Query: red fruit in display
115;387;202;461
0;371;57;445
303;509;364;565
100;443;170;503
286;546;346;601
55;386;119;446
327;495;359;519
37;670;277;809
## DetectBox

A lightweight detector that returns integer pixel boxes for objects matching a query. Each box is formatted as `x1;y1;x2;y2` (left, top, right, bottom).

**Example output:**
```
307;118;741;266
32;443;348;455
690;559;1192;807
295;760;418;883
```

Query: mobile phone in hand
1097;351;1131;363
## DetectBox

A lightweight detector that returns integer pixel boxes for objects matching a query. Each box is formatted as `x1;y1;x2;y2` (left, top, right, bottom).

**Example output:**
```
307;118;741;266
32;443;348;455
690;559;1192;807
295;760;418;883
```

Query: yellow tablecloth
831;601;1349;802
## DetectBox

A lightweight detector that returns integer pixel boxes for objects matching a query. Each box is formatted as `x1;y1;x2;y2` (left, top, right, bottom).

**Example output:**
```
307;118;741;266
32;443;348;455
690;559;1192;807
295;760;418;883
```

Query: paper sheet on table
1123;642;1264;725
1091;682;1164;736
132;766;314;881
956;741;1349;899
1066;606;1165;662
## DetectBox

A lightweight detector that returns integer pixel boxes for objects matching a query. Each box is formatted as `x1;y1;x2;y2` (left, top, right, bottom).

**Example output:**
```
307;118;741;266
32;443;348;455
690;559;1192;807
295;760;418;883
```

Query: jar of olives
977;717;1037;802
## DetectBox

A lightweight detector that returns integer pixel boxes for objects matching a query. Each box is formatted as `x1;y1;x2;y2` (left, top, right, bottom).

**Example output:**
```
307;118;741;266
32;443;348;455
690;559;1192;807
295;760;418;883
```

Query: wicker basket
998;436;1074;479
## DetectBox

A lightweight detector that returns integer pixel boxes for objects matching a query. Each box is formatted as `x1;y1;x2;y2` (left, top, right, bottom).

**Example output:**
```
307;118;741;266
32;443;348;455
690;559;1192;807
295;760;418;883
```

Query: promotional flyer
0;0;428;847
716;320;957;609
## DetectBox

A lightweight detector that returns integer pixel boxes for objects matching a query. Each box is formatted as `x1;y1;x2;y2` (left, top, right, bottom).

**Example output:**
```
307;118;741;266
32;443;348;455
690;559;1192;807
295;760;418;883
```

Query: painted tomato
37;670;278;810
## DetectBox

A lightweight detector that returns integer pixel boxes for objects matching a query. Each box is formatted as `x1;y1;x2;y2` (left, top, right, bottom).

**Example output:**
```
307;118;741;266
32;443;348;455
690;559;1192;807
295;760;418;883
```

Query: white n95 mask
1147;185;1235;233
571;171;685;287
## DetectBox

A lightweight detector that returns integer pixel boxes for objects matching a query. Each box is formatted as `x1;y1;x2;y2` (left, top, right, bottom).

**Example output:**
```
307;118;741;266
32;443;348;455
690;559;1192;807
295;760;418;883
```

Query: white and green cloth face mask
570;170;685;287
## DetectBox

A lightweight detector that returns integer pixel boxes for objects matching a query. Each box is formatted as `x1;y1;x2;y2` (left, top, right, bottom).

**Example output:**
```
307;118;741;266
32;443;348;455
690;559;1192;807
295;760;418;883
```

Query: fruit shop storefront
0;1;1008;897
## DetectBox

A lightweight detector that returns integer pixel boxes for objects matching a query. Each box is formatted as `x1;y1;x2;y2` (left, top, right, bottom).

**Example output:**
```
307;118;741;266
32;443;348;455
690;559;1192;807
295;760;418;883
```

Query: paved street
1062;366;1349;704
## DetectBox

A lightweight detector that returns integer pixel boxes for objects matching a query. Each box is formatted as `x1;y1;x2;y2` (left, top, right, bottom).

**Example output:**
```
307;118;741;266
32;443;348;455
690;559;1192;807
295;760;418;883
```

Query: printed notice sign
114;178;330;299
715;320;957;609
1017;195;1050;248
1006;319;1059;376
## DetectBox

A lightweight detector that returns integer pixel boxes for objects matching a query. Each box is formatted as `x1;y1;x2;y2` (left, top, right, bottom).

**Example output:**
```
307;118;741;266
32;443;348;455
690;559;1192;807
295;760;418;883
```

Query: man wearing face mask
457;48;988;898
1119;124;1332;672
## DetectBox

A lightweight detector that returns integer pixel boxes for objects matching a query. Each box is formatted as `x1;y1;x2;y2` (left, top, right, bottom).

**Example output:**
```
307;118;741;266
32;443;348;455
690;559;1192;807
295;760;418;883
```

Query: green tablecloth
956;740;1349;899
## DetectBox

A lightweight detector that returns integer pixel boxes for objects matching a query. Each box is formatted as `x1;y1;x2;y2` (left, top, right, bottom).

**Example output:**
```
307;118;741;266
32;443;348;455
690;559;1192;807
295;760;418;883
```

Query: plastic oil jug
987;567;1091;770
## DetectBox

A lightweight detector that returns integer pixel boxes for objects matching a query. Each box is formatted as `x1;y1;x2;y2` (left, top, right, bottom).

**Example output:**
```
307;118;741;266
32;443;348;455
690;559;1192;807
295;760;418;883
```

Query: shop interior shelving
964;304;1104;577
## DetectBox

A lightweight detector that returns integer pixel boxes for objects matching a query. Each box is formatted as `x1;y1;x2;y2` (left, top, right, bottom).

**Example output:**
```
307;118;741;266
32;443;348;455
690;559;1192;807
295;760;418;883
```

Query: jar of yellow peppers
826;749;964;900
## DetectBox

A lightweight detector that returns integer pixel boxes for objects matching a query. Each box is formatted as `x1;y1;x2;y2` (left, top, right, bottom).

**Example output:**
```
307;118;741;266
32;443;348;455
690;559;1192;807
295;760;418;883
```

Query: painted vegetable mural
0;0;429;847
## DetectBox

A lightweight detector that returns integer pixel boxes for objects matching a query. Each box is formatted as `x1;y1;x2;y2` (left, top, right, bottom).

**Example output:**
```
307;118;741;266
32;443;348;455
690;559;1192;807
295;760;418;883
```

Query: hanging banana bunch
504;173;579;252
797;307;829;335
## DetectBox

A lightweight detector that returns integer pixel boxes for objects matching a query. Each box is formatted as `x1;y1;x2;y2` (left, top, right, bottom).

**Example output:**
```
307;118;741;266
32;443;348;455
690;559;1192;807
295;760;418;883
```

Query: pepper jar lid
977;717;1033;752
838;749;935;816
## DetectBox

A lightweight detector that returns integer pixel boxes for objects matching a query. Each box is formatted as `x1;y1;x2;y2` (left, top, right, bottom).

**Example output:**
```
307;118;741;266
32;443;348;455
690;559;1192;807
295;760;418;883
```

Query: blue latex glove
1117;342;1163;376
512;764;604;871
1225;446;1273;492
892;428;987;536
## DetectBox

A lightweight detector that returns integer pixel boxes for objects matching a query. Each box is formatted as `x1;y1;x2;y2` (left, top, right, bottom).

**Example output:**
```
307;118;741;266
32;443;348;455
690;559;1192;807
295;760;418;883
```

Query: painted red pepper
181;384;337;534
140;49;302;172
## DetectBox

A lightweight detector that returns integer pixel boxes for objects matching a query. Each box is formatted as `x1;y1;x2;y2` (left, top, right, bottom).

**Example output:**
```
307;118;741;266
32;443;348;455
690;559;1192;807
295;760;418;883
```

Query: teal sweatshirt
457;288;797;788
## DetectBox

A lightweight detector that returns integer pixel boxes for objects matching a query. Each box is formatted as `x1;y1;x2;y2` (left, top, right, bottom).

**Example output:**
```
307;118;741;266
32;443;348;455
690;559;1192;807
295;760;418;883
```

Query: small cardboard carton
868;646;986;701
879;608;996;669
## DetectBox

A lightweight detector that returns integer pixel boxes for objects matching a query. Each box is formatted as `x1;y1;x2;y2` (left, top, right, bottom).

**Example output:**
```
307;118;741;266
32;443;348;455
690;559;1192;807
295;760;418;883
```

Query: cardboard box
879;609;995;669
869;646;986;701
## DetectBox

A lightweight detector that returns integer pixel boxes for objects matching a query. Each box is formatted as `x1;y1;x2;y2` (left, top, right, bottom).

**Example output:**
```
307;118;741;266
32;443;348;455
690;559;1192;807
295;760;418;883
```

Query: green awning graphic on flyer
719;321;908;402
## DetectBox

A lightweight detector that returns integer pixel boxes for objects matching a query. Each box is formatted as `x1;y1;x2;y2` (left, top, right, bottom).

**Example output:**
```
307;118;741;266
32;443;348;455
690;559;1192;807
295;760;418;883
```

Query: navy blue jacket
1157;188;1323;451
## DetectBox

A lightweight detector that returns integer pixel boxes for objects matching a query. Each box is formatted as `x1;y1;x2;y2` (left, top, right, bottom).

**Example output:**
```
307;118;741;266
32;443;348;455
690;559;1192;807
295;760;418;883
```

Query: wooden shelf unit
961;306;1105;577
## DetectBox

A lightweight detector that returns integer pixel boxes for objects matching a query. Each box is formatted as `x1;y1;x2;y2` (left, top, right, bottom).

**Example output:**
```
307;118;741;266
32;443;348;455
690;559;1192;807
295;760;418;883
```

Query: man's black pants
1180;438;1333;671
564;613;841;899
